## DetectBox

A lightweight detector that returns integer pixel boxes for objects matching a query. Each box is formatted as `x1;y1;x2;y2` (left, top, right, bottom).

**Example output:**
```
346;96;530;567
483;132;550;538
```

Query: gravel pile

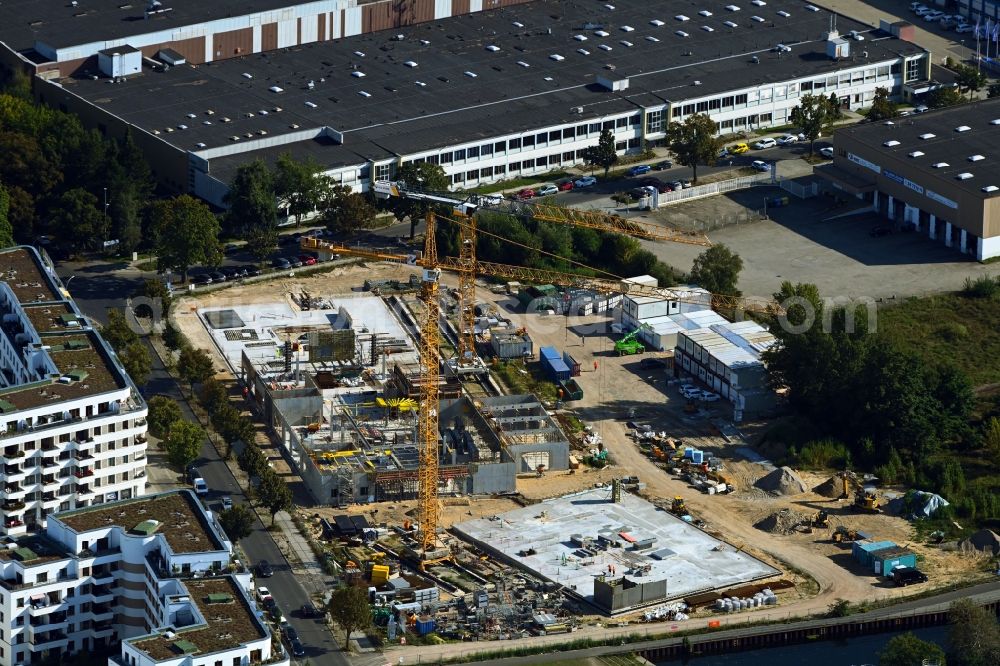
755;466;808;496
754;509;811;535
813;476;843;498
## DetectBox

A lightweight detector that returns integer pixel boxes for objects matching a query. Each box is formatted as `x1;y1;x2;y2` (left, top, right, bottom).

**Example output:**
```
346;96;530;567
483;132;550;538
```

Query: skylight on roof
304;101;317;108
646;36;660;42
516;60;530;67
550;54;565;61
599;44;612;50
702;25;714;32
574;34;588;41
351;71;365;78
415;80;426;86
956;172;973;180
675;31;689;37
806;4;820;11
577;48;591;55
404;61;417;67
268;85;283;92
919;133;935;139
726;4;740;10
751;0;766;5
621;40;633;46
605;4;615;9
883;140;900;147
486;45;500;52
908;151;924;157
186;113;195;119
464;71;478;77
777;10;791;17
983;185;999;192
353;51;365;57
969;154;985;161
724;20;738;27
751;15;765;22
955;125;971;132
650;19;665;26
596;30;610;36
621;25;635;32
676;14;690;21
992;119;1000;125
932;162;949;168
699;10;713;16
241;72;253;79
512;21;524;28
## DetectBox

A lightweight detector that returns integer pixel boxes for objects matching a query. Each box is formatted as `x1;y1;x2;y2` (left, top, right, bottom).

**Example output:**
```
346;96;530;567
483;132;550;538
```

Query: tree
320;183;377;237
118;341;151;387
218;504;255;544
211;403;248;442
879;632;947;666
0;182;12;248
581;129;619;178
928;86;963;109
255;468;292;525
49;188;107;255
102;309;139;350
791;94;835;155
198;377;229;413
955;64;988;101
827;93;844;122
989;83;1000;99
327;585;372;646
149;195;222;280
226;160;278;262
984;417;1000;464
135;278;173;314
665;113;719;184
866;87;898;122
238;444;269;479
949;598;1000;666
107;132;154;253
379;162;450;238
178;346;214;394
147;395;183;439
689;244;743;297
273;153;325;226
163;420;204;470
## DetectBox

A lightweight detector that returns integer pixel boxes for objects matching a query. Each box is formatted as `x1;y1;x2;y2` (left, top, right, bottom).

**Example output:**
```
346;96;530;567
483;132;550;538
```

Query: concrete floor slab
454;488;779;613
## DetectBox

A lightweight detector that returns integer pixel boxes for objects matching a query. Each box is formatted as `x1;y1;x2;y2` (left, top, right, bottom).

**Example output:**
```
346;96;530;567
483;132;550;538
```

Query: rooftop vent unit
827;35;850;59
578;48;590;55
595;30;610;36
306;80;315;89
229;135;239;141
699;10;713;17
778;10;791;17
726;3;741;10
919;133;935;139
932;162;949;168
351;71;365;78
751;0;766;5
702;26;714;32
676;15;690;22
956;172;973;180
596;74;630;91
955;125;971;132
650;19;665;26
358;90;371;97
186;113;196;119
751;15;765;22
883;140;900;147
724;20;738;27
621;40;633;46
512;21;524;27
599;44;612;50
983;185;999;192
404;61;417;67
621;25;634;32
969;154;985;161
908;150;924;157
289;124;299;129
204;109;214;115
486;44;500;51
268;85;283;92
202;120;211;125
220;117;231;123
517;60;530;67
675;31;688;37
353;51;365;57
550;54;565;61
574;34;588;41
775;43;792;52
464;71;478;77
258;109;268;115
304;101;317;108
693;80;702;85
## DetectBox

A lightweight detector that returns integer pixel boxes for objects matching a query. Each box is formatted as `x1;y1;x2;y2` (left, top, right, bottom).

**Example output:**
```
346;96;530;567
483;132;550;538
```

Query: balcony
28;628;69;649
135;433;147;444
93;621;113;632
2;483;24;496
3;518;23;529
76;485;92;496
90;603;114;618
74;449;94;461
3;499;25;511
40;441;58;452
73;468;94;479
2;448;24;460
91;584;114;600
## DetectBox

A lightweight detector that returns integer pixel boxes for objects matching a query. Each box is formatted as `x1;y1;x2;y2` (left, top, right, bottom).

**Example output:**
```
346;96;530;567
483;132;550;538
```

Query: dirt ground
170;262;990;627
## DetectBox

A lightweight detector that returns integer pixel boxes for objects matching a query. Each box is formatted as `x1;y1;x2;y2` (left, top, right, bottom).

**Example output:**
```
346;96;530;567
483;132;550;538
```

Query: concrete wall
468;461;516;494
593;576;669;613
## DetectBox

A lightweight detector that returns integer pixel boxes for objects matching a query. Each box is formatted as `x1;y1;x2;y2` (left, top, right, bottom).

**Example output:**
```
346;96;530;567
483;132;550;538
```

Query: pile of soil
813;476;843;498
755;466;808;496
960;529;1000;555
754;509;811;535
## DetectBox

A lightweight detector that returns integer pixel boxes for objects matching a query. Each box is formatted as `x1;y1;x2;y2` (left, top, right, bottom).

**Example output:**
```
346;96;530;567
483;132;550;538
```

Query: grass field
879;292;1000;388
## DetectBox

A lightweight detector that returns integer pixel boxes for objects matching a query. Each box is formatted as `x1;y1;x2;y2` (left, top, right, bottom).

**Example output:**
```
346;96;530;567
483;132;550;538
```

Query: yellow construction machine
670;496;688;516
839;471;882;513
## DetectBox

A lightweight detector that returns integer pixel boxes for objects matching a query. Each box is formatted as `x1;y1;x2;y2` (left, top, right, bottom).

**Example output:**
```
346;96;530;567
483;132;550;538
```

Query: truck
614;324;649;356
193;477;208;495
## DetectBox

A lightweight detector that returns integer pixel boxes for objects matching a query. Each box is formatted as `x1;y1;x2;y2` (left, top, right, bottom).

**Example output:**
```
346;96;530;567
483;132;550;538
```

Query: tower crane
371;179;713;372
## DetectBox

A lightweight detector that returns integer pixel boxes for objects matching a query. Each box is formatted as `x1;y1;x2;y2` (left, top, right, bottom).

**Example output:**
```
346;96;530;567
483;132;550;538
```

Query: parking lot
642;185;1000;301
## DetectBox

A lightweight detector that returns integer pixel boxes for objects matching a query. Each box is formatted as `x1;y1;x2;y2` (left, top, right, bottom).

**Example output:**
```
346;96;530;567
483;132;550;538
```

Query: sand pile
960;529;1000;555
813;476;843;498
755;466;808;496
754;509;811;535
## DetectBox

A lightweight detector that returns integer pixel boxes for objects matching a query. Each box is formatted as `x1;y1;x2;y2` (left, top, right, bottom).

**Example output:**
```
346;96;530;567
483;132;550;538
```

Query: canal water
655;625;950;665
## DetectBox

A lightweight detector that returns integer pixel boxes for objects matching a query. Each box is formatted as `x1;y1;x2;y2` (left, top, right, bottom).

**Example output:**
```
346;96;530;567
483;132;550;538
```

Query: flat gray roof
837;98;1000;199
51;0;924;172
454;487;779;612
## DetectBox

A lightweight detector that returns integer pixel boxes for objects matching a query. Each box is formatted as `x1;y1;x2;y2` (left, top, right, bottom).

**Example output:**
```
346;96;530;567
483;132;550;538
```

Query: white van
193;477;208;495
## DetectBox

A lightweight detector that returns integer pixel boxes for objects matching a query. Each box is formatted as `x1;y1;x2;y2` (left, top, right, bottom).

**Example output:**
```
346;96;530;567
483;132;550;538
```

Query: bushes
962;274;1000;298
791;439;851;470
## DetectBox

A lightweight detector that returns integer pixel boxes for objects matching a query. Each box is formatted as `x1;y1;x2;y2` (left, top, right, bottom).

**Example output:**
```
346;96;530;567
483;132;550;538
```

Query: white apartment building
0;489;284;666
0;247;148;537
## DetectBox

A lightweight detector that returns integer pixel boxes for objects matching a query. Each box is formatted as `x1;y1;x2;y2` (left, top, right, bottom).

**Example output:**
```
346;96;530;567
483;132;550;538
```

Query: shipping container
414;618;436;636
539;346;560;362
491;332;533;359
540;356;571;382
563;351;581;376
558;378;584;401
852;540;896;568
872;548;917;576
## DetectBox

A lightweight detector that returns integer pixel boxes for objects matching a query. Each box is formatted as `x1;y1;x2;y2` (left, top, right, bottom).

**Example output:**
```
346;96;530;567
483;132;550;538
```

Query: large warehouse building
10;0;930;203
820;98;1000;260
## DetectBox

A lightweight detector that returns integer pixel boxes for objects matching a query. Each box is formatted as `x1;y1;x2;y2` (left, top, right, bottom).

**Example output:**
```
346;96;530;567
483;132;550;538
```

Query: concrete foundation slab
454;488;779;614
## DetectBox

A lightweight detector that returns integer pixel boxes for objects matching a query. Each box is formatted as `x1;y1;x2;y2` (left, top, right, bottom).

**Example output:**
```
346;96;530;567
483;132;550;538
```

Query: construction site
166;179;994;653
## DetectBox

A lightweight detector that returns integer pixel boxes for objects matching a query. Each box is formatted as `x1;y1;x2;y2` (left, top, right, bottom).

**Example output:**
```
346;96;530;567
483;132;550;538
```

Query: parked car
257;587;272;602
557;179;575;191
819;146;835;158
955;22;974;33
256;560;274;577
242;265;262;277
269;605;284;621
300;604;320;618
286;257;303;268
480;194;503;206
776;134;798;146
891;567;928;586
680;178;692;188
753;137;777;149
922;10;945;21
271;257;292;269
653;160;672;170
263;596;277;611
290;639;306;658
298;254;317;266
913;104;929;113
283;626;299;641
729;142;749;154
627;164;652;176
192;273;213;285
537;184;559;196
699;391;720;402
221;496;233;511
751;160;771;172
574;175;597;187
210;271;227;283
640;357;668;369
516;188;535;199
670;180;685;190
909;2;926;11
870;226;893;237
221;266;245;280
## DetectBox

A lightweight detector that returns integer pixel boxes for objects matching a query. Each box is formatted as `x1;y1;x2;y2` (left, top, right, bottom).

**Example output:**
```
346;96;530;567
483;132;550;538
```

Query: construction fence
655;172;774;208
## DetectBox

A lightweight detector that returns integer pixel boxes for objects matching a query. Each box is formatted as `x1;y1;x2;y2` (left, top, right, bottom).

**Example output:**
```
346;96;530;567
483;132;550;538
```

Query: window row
449;139;642;184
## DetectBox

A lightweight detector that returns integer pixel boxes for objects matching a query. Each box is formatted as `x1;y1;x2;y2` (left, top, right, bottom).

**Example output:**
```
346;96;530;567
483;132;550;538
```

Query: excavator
840;471;882;513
